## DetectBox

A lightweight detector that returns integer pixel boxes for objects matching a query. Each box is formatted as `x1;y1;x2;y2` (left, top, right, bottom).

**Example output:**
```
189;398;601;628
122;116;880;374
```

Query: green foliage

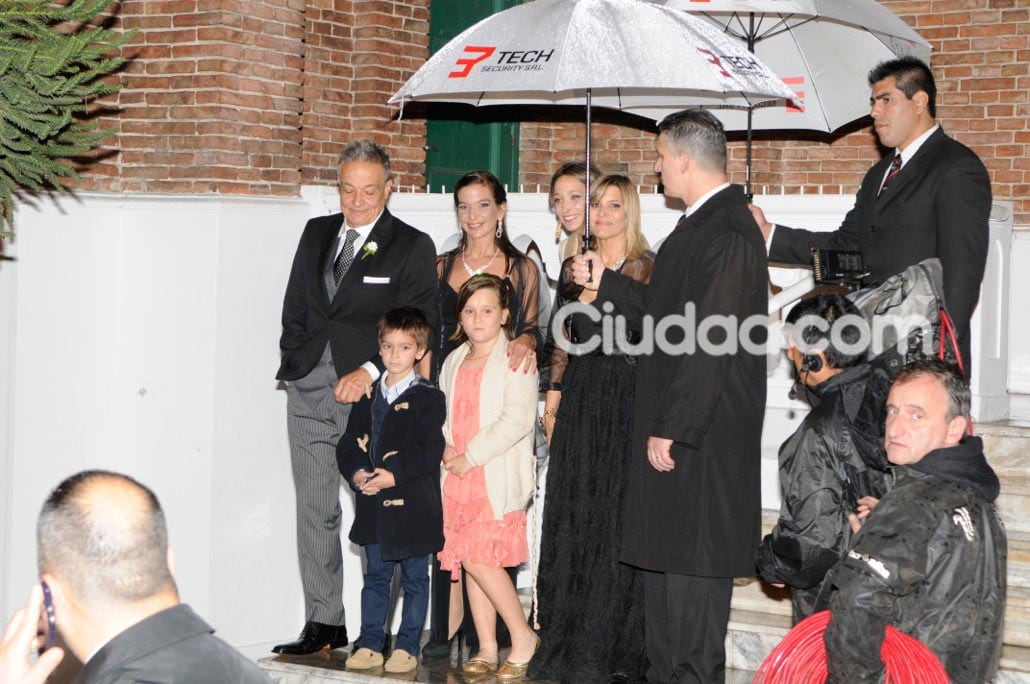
0;0;133;233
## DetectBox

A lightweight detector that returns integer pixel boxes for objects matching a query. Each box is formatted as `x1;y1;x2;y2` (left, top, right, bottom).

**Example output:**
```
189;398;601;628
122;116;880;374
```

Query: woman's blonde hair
590;174;650;260
550;161;601;257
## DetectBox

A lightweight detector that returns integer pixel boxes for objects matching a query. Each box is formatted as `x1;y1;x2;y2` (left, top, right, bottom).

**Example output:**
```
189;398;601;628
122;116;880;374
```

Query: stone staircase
726;419;1030;682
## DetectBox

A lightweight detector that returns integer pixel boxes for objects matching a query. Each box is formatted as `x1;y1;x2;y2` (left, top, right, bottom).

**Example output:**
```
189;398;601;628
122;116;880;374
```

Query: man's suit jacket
769;127;991;358
276;208;438;382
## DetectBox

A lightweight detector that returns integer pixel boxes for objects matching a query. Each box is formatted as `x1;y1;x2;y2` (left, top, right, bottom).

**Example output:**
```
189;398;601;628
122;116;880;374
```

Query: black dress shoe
272;621;348;655
422;630;463;659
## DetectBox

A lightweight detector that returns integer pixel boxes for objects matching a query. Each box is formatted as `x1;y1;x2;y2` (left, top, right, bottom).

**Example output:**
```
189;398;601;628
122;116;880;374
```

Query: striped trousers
286;384;353;625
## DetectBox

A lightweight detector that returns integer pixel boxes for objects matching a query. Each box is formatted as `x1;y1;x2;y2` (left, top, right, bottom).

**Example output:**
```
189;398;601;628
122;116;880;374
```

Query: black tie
333;229;359;285
879;153;902;196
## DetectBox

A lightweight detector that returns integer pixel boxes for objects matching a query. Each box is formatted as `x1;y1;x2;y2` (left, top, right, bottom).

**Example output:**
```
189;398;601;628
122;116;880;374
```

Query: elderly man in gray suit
273;140;438;655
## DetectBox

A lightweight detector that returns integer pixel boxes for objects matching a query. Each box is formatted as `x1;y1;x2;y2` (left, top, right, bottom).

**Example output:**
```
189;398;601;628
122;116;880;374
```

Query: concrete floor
260;644;756;683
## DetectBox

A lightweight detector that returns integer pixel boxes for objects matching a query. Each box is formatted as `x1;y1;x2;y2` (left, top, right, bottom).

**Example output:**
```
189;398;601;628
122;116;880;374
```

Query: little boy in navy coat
336;307;446;673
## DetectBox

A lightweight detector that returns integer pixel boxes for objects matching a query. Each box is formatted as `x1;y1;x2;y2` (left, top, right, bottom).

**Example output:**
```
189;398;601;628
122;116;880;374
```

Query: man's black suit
769;127;991;368
277;208;438;382
277;207;437;626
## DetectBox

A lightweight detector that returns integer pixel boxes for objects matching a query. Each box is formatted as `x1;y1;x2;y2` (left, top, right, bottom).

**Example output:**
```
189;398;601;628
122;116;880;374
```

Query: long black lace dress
530;254;653;683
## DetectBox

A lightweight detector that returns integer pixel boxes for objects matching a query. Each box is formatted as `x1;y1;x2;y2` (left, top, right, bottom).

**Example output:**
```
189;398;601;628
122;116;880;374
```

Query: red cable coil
753;610;949;683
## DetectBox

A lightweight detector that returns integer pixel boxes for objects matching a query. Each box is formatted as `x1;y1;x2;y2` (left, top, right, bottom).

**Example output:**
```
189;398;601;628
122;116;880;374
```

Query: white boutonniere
394;402;409;411
361;241;378;259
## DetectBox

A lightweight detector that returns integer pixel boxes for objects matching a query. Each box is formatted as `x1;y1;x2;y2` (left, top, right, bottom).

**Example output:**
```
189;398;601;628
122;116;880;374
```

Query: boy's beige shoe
384;648;418;673
345;647;384;669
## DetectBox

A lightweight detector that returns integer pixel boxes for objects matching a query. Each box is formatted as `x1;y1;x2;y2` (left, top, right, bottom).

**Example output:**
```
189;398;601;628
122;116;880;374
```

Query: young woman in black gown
532;175;653;683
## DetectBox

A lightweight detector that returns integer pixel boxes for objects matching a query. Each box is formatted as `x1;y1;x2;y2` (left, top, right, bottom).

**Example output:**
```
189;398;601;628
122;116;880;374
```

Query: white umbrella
640;0;931;196
389;0;795;241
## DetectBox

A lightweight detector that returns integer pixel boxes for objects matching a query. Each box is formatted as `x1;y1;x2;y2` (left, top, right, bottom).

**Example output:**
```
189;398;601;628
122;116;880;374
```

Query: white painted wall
0;188;1021;660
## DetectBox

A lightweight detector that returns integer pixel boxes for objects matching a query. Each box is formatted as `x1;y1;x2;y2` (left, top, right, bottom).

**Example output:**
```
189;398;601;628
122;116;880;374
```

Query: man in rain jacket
757;294;890;622
824;359;1006;683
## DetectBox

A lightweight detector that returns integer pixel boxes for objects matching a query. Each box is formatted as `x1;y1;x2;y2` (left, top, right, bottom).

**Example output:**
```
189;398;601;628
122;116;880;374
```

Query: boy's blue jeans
356;543;430;656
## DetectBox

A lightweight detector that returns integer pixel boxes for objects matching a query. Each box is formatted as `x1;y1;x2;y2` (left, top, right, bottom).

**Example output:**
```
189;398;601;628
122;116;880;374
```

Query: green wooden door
424;0;520;192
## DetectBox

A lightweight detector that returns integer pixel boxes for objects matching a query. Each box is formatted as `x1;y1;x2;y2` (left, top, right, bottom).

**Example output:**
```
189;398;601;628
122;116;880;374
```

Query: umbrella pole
746;107;754;202
584;88;592;249
745;13;756;203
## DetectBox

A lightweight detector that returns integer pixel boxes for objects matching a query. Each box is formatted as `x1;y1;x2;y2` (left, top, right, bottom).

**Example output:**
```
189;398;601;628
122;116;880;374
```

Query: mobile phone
40;581;56;652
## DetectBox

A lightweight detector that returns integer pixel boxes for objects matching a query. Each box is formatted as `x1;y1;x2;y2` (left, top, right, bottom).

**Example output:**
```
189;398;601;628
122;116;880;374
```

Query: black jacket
276;209;438;381
769;127;991;369
336;376;446;561
76;604;271;684
756;364;890;622
824;436;1006;683
604;185;768;576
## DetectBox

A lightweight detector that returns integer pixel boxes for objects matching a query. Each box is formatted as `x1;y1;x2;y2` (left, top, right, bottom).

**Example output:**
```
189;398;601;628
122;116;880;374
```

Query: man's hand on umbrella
749;203;773;243
571;250;604;291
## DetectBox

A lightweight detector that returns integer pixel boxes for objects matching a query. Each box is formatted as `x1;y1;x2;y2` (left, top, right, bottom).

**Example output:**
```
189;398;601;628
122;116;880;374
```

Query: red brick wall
301;0;429;187
518;0;1030;224
79;0;428;195
87;0;306;195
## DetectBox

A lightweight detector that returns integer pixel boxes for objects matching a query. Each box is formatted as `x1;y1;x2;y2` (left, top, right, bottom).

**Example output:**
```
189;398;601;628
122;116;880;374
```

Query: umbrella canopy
643;0;932;133
390;0;794;242
389;0;796;111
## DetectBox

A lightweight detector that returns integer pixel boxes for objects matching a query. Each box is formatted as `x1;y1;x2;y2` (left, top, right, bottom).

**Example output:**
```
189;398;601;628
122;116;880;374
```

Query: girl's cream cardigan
439;335;537;520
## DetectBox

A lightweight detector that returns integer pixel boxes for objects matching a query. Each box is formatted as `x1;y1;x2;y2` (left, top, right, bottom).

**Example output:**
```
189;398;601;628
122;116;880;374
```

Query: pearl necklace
605;255;628;271
461;248;499;278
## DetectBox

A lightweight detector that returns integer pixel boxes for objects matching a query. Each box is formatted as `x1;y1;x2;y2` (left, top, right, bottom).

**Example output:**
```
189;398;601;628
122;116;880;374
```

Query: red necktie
879;153;902;196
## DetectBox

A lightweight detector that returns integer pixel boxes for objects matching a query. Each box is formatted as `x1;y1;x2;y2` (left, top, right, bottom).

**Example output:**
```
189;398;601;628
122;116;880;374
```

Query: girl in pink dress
437;274;539;680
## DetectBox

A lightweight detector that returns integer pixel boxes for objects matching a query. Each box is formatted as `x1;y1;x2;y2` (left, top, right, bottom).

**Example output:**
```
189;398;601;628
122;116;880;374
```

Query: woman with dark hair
424;170;542;660
430;170;541;382
531;175;653;683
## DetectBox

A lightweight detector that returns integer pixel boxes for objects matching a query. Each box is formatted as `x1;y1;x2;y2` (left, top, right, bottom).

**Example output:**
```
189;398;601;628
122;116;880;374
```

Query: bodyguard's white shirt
684;182;731;220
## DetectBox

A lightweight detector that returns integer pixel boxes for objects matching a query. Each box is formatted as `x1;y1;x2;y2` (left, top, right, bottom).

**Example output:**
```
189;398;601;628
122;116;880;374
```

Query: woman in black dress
532;175;653;683
424;170;542;660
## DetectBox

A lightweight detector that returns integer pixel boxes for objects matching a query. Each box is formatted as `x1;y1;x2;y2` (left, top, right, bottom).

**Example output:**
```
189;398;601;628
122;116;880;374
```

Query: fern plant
0;0;133;234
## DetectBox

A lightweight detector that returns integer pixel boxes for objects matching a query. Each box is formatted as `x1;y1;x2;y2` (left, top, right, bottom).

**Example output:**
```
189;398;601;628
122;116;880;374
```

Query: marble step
980;420;1030;536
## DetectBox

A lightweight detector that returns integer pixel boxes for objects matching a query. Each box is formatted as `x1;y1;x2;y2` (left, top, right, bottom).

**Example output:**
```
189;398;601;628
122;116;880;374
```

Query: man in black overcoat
752;57;991;372
573;109;767;684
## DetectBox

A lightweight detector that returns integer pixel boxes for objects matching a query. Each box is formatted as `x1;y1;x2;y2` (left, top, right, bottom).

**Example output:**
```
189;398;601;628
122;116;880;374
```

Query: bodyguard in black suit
273;141;438;655
573;110;767;684
754;57;991;372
